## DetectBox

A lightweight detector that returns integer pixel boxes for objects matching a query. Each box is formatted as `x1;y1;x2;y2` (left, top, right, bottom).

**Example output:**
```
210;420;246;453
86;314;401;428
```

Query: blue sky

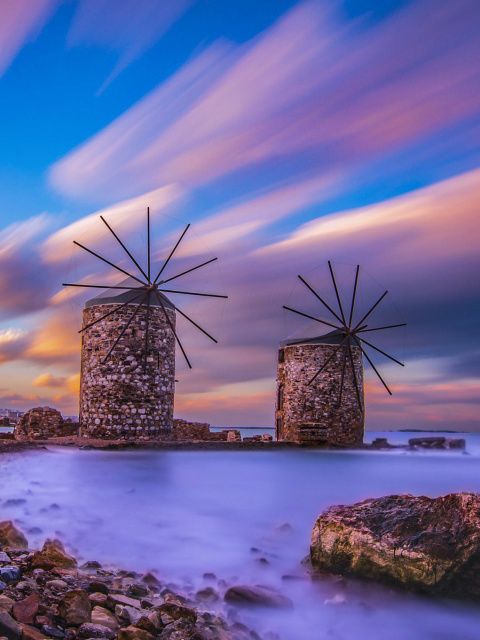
0;0;479;430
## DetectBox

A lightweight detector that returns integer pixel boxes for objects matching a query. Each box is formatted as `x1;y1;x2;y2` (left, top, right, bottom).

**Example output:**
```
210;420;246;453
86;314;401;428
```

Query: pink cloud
0;0;59;79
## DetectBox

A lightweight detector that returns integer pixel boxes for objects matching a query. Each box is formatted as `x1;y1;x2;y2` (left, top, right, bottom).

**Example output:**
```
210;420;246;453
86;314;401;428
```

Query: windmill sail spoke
352;336;392;395
283;306;342;331
102;292;148;364
358;323;407;333
153;290;192;369
175;307;218;343
308;336;349;385
79;291;145;333
347;343;363;410
147;207;151;283
73;240;145;285
143;291;151;372
357;336;405;366
100;215;148;281
328;261;347;326
352;290;388;332
298;275;343;325
159;257;218;286
159;289;228;299
348;265;360;328
153;224;190;284
64;283;140;290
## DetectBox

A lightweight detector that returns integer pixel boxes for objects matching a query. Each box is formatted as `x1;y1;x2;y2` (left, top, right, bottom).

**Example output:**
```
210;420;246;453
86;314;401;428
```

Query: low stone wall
14;407;79;440
172;420;242;442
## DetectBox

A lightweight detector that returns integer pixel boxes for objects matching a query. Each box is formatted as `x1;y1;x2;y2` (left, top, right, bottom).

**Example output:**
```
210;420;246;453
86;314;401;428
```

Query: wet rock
195;588;219;603
87;582;108;595
0;554;10;563
90;606;118;632
12;594;39;624
41;625;65;639
58;590;92;626
160;619;205;640
135;616;158;636
117;626;156;640
79;562;102;573
146;611;163;630
0;597;13;614
141;573;160;588
158;599;197;625
115;604;142;626
88;593;108;607
0;567;20;584
77;623;116;640
0;611;22;640
105;593;140;611
31;540;77;570
125;583;148;598
46;580;68;591
224;585;293;609
311;492;480;599
0;523;28;551
18;623;48;640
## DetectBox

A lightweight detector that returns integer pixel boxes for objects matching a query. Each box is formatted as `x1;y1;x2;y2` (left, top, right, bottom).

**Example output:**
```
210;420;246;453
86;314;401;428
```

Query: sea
1;431;480;639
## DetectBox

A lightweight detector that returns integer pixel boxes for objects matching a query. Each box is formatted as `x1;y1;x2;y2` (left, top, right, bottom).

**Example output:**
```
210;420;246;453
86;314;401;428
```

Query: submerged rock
310;492;480;599
224;585;293;609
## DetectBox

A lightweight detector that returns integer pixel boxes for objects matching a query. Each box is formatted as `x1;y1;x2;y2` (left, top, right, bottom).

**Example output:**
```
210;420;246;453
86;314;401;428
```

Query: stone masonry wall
80;303;175;439
275;343;364;446
14;407;78;440
172;419;242;442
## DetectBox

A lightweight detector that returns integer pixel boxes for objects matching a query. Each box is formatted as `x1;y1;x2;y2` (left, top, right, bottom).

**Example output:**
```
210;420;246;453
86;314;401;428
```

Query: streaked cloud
68;0;196;89
0;0;59;80
50;0;480;204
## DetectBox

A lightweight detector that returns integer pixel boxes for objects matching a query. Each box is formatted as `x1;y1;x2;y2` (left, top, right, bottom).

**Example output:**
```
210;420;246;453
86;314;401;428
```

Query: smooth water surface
1;432;480;639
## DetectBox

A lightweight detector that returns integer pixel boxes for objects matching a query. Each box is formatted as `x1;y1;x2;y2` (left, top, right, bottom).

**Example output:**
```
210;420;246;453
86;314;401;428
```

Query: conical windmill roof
280;321;357;348
84;276;175;310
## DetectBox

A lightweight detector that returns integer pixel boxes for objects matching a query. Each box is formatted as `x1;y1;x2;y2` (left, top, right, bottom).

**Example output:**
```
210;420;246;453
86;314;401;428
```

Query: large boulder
310;492;480;599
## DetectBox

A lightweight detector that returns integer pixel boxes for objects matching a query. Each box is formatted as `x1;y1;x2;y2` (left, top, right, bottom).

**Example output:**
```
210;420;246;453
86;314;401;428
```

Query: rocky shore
0;522;286;640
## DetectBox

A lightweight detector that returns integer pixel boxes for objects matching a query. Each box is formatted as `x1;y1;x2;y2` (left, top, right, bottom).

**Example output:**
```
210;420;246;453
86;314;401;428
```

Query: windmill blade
159;288;228;299
352;335;392;395
143;291;151;372
153;290;192;369
73;240;145;285
357;335;405;366
328;261;347;326
175;307;218;343
298;275;344;325
64;283;141;290
283;306;341;332
79;290;146;333
100;215;148;281
348;265;360;328
102;292;148;364
352;290;388;332
347;343;363;410
357;323;407;333
337;346;348;408
153;223;190;284
308;335;349;385
159;257;218;286
147;207;151;283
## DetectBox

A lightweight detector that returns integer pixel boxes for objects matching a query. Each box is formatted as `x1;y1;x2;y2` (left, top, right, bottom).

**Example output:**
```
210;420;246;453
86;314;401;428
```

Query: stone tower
275;329;364;446
79;278;176;439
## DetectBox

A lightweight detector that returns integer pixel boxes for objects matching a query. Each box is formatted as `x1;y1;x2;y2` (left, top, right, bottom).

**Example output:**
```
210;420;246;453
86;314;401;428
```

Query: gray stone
0;611;22;640
0;567;20;583
77;623;116;640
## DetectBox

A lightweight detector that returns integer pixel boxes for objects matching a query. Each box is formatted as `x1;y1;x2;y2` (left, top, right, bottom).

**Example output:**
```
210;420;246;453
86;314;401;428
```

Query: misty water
2;432;480;639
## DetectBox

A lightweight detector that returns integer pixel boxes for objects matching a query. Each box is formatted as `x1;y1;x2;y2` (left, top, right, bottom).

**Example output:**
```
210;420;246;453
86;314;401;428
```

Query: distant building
275;328;364;446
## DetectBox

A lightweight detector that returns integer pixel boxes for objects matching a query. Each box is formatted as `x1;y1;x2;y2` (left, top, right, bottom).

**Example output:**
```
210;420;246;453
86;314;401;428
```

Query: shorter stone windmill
276;262;405;446
63;209;227;439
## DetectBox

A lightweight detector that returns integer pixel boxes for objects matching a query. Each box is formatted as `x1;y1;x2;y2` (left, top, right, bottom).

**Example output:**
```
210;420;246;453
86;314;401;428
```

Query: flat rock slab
310;492;480;599
224;585;293;609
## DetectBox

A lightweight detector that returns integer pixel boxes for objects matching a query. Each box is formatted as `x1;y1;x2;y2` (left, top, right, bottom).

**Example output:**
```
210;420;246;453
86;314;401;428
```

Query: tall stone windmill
63;209;227;440
276;262;405;446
